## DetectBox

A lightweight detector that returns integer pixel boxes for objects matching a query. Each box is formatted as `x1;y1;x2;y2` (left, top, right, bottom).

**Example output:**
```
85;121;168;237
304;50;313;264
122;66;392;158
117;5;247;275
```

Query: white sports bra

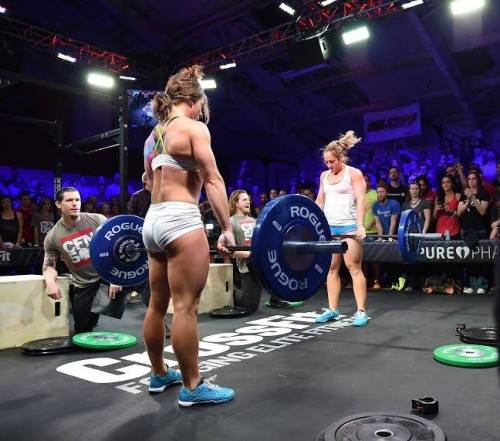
151;154;200;173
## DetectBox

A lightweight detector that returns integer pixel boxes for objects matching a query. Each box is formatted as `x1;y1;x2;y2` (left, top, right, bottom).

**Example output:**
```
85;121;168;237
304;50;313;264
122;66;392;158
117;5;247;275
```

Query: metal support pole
0;113;55;128
64;128;120;151
54;119;63;221
118;95;129;213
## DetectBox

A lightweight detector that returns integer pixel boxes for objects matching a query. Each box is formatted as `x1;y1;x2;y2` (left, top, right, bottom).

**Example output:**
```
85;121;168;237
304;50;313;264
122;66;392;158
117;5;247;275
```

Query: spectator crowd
1;146;499;294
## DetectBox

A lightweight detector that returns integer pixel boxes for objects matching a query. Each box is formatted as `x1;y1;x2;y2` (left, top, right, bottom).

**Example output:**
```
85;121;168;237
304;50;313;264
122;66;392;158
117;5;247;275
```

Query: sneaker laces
203;375;222;390
352;311;366;319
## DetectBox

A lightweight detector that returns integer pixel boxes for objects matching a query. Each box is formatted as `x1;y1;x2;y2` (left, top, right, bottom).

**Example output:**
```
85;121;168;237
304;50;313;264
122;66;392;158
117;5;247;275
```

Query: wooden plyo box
0;275;70;350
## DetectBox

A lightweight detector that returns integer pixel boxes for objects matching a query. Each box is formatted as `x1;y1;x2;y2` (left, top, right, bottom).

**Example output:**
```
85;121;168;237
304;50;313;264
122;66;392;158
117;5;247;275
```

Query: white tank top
323;165;357;226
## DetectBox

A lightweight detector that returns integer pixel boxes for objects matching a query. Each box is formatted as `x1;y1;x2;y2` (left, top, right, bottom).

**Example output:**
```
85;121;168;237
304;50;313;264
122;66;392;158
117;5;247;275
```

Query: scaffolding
181;0;413;71
0;15;129;73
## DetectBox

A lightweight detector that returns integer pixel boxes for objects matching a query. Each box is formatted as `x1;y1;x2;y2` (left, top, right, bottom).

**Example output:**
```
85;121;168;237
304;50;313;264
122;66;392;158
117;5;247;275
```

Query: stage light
342;25;370;45
450;0;485;16
219;62;237;70
279;3;296;15
402;0;424;9
57;53;76;63
87;72;115;89
119;75;136;81
200;79;217;90
0;5;7;13
320;0;338;6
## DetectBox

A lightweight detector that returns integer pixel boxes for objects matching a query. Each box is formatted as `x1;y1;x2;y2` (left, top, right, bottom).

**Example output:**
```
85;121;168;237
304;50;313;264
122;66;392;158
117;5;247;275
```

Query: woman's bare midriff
150;166;202;205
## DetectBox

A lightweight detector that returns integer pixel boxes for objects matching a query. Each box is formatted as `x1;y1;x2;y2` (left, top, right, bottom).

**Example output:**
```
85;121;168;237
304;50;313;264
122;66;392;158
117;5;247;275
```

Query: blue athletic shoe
149;368;182;393
352;310;368;327
178;378;235;407
315;308;340;323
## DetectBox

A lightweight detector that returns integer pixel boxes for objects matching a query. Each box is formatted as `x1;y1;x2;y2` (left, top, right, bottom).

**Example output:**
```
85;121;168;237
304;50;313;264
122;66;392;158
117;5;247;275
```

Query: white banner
364;102;421;143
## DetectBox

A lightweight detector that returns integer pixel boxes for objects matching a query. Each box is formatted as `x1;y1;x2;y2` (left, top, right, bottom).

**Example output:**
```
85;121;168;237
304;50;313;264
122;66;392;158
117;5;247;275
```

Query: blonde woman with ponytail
315;131;369;327
142;65;235;406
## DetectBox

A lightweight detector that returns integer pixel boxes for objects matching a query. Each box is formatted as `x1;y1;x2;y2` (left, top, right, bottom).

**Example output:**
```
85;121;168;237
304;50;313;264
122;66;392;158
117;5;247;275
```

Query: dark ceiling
1;0;500;169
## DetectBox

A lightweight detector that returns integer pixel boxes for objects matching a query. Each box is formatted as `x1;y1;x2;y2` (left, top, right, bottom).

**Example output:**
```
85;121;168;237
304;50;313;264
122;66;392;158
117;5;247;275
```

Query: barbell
89;194;446;302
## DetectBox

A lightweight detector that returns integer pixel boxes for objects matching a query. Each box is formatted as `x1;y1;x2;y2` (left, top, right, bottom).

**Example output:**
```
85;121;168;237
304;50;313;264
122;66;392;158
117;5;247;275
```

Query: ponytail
155;64;210;123
151;92;172;122
322;130;362;163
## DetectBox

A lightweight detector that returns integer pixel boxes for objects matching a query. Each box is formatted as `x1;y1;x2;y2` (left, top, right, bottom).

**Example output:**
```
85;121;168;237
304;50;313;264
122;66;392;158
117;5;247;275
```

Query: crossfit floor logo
56;312;355;395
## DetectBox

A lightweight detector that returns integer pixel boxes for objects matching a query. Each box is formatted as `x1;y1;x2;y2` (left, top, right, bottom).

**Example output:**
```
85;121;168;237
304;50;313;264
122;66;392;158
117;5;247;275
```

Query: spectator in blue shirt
370;183;401;290
372;183;401;237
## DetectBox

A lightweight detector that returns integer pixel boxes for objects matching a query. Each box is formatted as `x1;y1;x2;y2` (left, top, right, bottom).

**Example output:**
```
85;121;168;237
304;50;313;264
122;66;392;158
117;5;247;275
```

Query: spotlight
57;53;76;63
342;25;370;45
87;72;115;89
200;79;217;90
320;0;338;6
0;5;6;13
279;3;296;16
219;62;237;70
119;75;136;81
450;0;485;16
402;0;424;9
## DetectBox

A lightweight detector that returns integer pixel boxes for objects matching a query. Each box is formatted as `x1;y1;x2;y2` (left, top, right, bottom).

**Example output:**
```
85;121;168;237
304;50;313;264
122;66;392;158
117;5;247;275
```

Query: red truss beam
297;0;400;31
0;16;129;73
182;0;413;72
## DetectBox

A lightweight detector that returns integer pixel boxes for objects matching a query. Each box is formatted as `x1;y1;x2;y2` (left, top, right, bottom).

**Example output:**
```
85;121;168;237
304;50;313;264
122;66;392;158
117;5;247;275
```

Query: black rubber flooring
0;289;498;441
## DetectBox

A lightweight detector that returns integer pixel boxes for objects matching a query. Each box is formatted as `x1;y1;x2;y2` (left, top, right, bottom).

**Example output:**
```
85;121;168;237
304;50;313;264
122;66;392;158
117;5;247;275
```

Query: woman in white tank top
315;131;369;327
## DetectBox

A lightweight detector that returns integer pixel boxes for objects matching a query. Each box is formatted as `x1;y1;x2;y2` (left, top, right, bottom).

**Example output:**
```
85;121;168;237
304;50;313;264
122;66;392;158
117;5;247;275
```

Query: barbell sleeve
333;232;449;241
407;233;443;240
282;240;348;254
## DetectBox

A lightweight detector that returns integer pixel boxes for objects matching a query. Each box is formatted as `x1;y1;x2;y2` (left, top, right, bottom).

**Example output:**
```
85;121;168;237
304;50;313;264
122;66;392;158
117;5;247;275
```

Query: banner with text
364;102;421;143
363;240;498;263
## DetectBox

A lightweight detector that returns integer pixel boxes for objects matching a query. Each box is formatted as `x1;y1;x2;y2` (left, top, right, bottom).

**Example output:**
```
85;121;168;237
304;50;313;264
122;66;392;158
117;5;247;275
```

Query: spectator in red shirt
433;175;461;240
17;192;35;246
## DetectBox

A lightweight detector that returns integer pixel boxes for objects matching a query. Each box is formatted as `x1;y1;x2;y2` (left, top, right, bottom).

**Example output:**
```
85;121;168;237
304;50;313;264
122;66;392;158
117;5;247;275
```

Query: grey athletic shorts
143;201;204;253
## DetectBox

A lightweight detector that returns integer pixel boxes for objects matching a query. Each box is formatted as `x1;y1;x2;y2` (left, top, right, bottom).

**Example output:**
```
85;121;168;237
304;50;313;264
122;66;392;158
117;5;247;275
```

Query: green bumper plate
72;332;137;350
433;344;498;368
